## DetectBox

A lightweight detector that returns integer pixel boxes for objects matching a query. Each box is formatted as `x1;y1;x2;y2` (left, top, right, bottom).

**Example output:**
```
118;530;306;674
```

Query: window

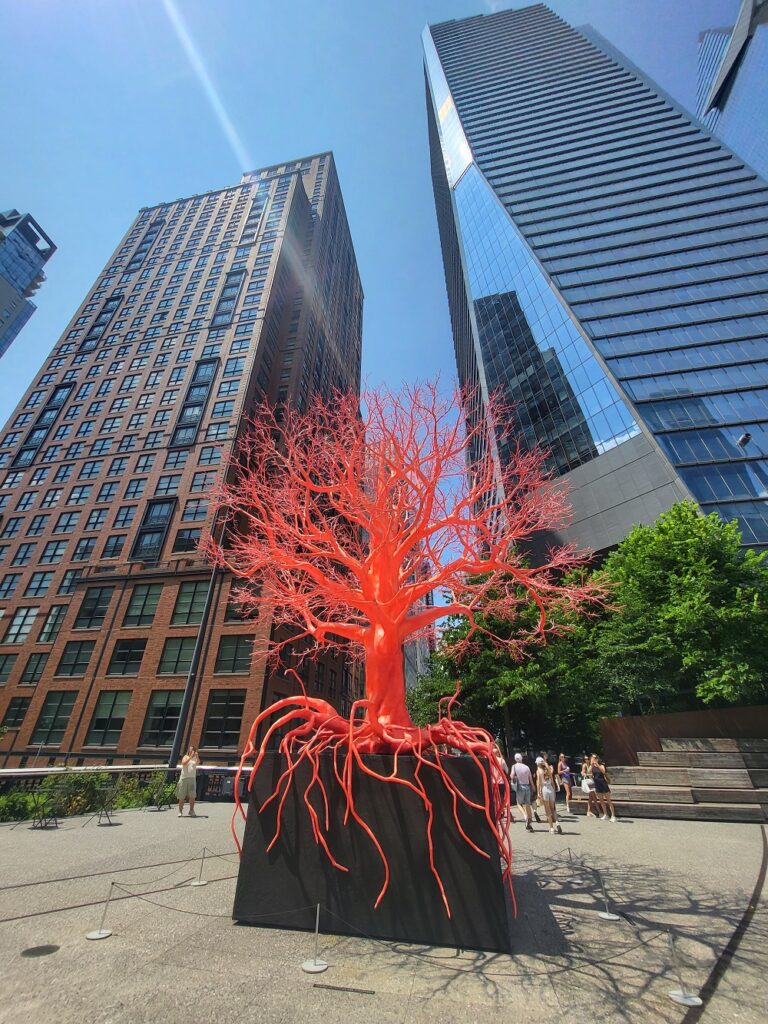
223;356;245;376
114;506;136;529
24;572;53;597
102;535;126;559
42;488;62;508
39;605;68;643
54;512;80;534
58;569;83;594
199;446;221;466
191;471;216;492
73;538;96;561
4;606;38;644
53;463;73;482
24;516;49;540
315;662;325;692
158;636;196;674
1;696;29;727
155;474;180;495
1;518;22;539
108;457;128;476
15;491;36;512
56;640;95;676
172;528;200;553
201;689;245;747
0;573;20;598
328;668;337;696
124;583;162;626
31;691;77;745
164;450;188;470
40;540;67;565
20;652;49;685
97;482;118;502
139;690;183;746
135;454;155;473
172;581;207;624
85;509;107;531
182;499;207;521
107;638;147;676
205;423;228;441
79;461;102;480
212;401;233;419
86;691;131;745
12;543;37;566
75;587;114;629
214;635;253;674
31;468;49;485
125;478;145;498
117;435;137;452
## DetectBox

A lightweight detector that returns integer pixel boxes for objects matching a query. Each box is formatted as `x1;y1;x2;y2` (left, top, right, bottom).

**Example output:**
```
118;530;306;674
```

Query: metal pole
301;903;328;973
667;931;703;1007
190;847;208;887
86;881;115;940
595;867;620;921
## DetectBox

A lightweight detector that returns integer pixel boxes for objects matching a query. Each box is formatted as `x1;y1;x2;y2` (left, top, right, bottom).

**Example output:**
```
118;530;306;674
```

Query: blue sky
0;0;739;424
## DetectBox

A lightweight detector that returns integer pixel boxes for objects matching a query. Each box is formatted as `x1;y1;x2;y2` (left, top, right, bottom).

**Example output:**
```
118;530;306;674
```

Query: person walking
491;742;514;827
176;744;200;817
590;754;618;821
536;756;562;834
580;756;599;817
557;753;574;814
510;753;535;832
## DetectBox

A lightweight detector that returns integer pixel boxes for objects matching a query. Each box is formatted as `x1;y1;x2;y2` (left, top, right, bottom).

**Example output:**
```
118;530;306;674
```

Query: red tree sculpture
207;382;602;915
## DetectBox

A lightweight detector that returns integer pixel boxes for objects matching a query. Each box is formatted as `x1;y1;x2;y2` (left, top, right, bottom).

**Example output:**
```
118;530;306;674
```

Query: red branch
207;382;605;915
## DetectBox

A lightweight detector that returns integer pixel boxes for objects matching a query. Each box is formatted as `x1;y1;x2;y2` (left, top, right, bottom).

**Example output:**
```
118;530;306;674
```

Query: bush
41;770;111;815
0;791;35;822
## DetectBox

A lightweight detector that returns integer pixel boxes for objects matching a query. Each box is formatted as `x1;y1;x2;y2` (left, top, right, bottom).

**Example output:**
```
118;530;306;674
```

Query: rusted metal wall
600;706;768;766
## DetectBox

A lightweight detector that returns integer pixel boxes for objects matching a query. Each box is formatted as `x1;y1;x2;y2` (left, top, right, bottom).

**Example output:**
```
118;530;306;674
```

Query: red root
232;681;516;919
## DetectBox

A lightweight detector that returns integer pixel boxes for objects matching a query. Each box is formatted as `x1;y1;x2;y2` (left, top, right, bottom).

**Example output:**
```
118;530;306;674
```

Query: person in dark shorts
590;753;617;821
511;753;534;832
557;753;574;814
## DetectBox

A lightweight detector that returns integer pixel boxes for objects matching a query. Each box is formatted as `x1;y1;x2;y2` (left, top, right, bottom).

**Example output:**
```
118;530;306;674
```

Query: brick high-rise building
0;153;363;768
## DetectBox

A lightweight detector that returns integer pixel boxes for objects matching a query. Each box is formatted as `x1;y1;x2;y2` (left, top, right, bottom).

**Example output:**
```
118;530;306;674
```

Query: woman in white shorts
536;756;562;834
176;745;200;817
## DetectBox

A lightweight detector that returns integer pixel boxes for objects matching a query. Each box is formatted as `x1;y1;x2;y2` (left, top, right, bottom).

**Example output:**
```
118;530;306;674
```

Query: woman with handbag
536;756;562;834
580;756;599;817
590;754;618;821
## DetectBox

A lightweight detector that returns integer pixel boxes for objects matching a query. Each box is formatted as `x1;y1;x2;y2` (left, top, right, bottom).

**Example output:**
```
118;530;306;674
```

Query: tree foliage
411;501;768;752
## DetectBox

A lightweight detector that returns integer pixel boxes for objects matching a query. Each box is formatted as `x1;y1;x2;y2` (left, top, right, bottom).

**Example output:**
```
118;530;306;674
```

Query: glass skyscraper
0;154;364;768
698;0;768;182
424;3;768;552
0;210;56;359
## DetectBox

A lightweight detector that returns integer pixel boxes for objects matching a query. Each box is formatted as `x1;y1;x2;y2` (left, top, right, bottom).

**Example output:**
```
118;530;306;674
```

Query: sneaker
586;811;596;818
549;826;555;833
177;812;183;817
188;810;197;818
533;811;541;823
600;813;608;820
610;815;617;822
526;823;533;833
555;823;562;835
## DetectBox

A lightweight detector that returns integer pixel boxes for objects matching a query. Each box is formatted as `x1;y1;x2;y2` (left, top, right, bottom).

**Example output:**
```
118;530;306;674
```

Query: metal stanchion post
189;847;209;887
595;868;620;921
301;903;328;974
86;881;115;940
568;847;585;886
667;931;703;1007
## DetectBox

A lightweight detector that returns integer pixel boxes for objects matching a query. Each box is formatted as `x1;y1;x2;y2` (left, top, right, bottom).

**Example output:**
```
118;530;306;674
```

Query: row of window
0;632;252;678
2;687;245;748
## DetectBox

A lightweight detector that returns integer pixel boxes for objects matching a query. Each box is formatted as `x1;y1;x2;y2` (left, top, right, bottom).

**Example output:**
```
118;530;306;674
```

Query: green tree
409;501;768;751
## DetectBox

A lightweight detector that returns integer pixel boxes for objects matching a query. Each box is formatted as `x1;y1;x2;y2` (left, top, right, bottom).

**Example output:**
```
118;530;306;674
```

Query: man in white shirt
176;745;200;817
510;753;534;832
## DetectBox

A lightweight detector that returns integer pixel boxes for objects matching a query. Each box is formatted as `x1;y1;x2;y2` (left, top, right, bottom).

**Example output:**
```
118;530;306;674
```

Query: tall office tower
424;3;768;554
0;210;56;358
0;154;364;768
698;0;768;181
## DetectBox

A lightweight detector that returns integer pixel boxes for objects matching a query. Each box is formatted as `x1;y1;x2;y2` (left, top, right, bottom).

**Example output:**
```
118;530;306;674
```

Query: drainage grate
21;945;60;958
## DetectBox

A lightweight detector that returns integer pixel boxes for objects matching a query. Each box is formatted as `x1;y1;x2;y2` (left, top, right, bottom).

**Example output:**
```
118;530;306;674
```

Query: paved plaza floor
0;799;765;1024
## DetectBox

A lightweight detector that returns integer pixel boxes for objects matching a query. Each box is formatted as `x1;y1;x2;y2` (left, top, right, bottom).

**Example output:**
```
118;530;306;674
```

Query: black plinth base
232;752;512;952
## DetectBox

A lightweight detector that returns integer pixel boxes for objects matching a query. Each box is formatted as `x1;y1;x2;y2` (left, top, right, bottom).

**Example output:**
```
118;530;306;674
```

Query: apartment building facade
0;153;363;768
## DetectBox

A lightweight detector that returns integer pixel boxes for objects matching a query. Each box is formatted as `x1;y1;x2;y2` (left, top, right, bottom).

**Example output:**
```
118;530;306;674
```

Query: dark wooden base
232;752;513;951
